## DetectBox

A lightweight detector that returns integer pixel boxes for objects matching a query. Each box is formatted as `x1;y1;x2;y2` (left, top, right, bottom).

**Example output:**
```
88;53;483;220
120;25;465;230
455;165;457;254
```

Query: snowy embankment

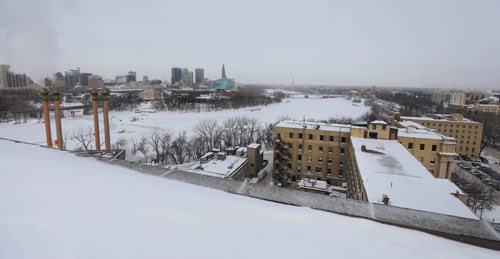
0;140;499;258
0;96;370;151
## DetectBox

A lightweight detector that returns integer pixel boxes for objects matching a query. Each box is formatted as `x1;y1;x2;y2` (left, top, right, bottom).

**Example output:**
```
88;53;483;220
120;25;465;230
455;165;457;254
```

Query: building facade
195;68;204;84
171;67;182;85
0;64;9;88
345;137;475;219
351;120;457;179
274;117;463;190
399;114;483;157
88;75;104;88
450;92;466;105
0;64;34;88
273;121;352;189
212;64;235;90
469;103;500;114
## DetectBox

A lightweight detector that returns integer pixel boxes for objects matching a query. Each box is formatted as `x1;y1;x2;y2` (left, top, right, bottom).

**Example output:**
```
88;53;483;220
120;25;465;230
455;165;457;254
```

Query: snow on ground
0;96;370;151
0;140;498;259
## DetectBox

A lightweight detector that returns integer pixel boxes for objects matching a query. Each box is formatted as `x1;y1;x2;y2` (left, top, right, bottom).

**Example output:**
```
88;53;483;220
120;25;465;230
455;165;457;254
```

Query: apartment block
346;137;476;219
352;120;457;179
469;103;500;114
273;120;473;218
399;114;483;157
273;121;351;189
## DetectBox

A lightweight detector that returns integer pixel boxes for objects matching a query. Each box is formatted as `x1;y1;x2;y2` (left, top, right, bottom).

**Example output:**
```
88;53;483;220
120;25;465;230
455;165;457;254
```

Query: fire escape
273;136;290;187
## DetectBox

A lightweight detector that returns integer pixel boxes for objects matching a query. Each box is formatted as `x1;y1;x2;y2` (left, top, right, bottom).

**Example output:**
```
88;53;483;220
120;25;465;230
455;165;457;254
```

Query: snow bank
0;140;498;258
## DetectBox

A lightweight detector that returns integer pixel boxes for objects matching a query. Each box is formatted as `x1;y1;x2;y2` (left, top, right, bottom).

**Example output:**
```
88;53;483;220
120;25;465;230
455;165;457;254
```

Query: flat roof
350;137;477;219
397;120;426;129
192;155;248;178
369;120;387;125
248;143;260;149
275;121;351;133
401;115;480;124
397;127;453;141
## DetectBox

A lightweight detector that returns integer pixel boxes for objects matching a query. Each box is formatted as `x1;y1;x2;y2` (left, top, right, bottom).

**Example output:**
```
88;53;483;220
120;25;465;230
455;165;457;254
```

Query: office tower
195;68;204;84
127;71;137;82
171;67;182;85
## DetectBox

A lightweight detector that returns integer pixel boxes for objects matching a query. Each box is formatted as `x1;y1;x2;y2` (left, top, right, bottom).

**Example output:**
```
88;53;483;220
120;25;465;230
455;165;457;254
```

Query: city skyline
0;0;499;88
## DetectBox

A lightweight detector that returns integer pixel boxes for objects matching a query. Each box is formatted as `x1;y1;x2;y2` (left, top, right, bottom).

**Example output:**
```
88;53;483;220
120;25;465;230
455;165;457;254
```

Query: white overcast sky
1;0;499;88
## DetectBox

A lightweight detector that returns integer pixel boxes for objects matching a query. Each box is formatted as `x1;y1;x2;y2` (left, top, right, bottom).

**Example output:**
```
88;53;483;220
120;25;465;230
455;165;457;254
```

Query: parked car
479;156;489;163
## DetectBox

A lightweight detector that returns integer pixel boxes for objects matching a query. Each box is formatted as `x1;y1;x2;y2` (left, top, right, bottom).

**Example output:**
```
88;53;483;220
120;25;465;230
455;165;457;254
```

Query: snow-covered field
0;96;371;150
1;139;498;259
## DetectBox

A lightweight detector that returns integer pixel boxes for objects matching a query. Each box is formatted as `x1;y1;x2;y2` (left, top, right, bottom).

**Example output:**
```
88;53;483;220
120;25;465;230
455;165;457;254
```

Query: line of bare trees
452;171;499;218
69;116;275;166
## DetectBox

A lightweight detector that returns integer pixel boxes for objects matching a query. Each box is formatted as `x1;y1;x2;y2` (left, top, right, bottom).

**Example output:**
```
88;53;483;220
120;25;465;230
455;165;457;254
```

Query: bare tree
142;129;172;164
194;120;223;151
453;172;500;217
113;137;128;150
222;118;238;148
188;135;207;161
71;127;94;150
243;117;261;146
260;123;274;150
169;132;190;164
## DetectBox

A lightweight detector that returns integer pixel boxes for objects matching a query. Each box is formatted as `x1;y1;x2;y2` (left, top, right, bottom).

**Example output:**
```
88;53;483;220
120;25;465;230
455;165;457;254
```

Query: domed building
212;64;235;90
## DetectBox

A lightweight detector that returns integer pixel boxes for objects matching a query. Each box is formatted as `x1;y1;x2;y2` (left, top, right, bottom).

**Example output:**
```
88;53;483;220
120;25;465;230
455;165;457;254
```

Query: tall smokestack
101;88;111;151
91;88;101;151
40;88;52;148
52;88;64;150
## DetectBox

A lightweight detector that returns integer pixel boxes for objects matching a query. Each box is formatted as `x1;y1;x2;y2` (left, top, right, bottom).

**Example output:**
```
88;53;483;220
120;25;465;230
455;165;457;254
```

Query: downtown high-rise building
0;64;34;88
195;68;204;84
181;68;188;78
0;64;8;88
126;71;137;82
171;67;182;85
65;68;81;88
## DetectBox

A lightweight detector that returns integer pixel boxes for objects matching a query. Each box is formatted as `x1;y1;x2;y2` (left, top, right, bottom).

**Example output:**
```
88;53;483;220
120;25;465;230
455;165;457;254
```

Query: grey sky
1;0;499;88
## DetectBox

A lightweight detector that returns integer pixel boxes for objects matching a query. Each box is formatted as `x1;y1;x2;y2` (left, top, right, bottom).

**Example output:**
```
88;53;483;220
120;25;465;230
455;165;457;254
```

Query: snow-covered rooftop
397;127;452;141
397;120;426;129
247;143;260;149
192;155;248;178
275;121;351;133
350;137;476;219
401;115;480;124
1;140;499;258
370;120;387;125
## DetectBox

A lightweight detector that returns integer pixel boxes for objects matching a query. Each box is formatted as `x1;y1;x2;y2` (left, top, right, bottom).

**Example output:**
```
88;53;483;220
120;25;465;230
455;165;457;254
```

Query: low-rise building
347;137;475;219
273;120;474;218
273;121;352;189
398;114;483;157
352;120;457;179
138;89;161;101
88;75;104;88
468;103;500;114
190;144;264;180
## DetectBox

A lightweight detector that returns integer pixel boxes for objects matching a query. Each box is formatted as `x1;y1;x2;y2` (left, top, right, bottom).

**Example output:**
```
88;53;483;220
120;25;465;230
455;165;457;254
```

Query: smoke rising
0;0;59;83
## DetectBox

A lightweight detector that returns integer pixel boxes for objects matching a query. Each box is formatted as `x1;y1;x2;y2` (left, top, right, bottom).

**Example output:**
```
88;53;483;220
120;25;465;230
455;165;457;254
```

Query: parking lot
456;155;500;191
